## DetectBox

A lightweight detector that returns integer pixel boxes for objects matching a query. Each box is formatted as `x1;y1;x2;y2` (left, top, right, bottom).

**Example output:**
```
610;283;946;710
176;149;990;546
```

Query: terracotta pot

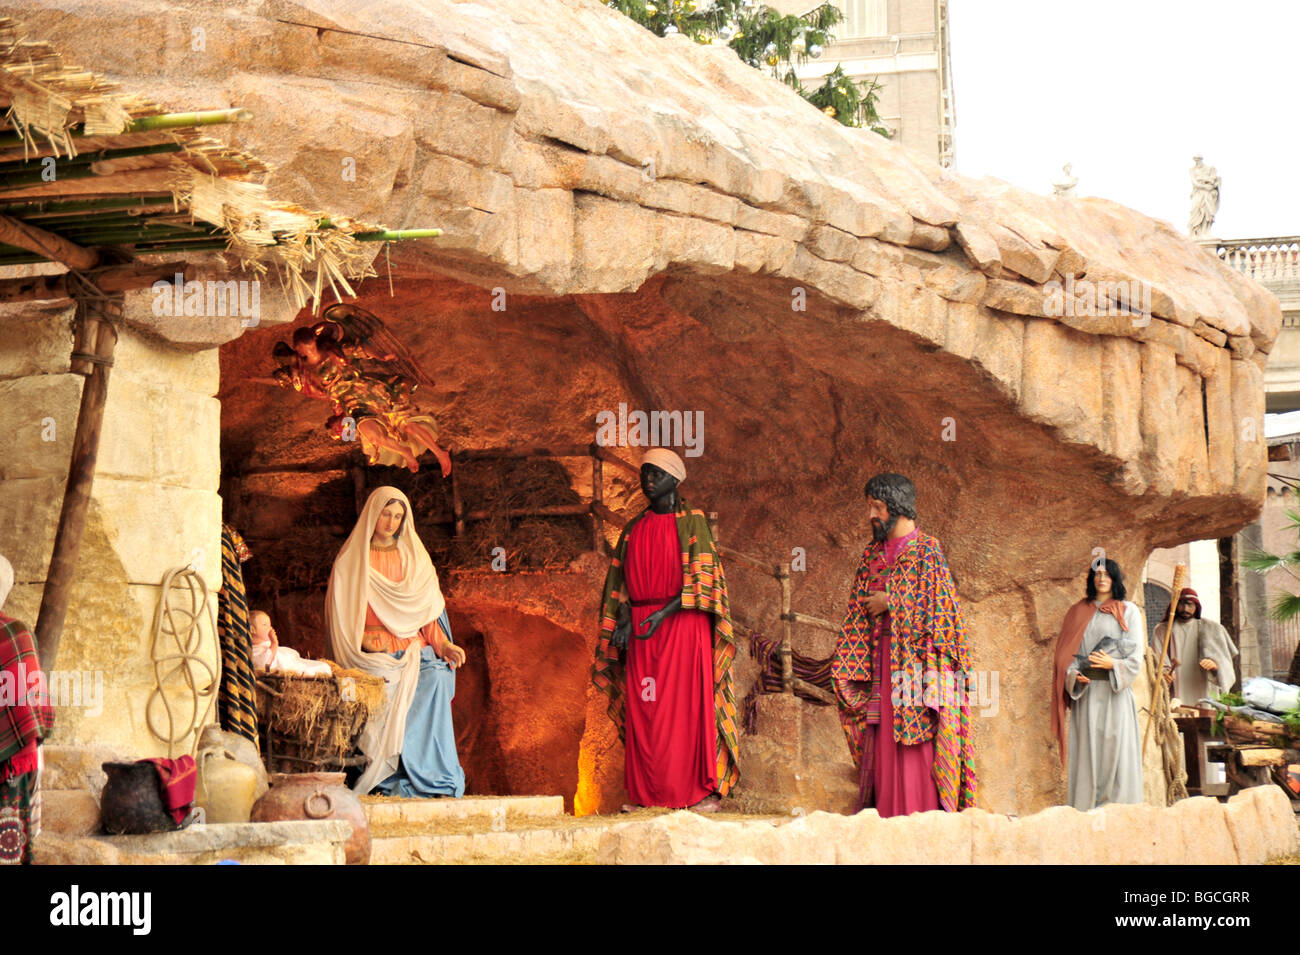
100;761;176;835
250;772;370;865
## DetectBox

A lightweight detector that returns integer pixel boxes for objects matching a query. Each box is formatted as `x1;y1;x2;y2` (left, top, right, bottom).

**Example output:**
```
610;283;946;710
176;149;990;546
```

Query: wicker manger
255;661;385;774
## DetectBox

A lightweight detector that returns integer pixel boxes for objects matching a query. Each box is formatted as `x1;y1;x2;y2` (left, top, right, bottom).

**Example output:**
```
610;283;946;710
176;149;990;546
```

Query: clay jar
195;748;259;824
250;772;370;865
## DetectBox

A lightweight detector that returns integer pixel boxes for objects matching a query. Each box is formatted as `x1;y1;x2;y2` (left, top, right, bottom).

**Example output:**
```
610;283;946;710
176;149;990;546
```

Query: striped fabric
741;632;835;734
593;501;740;796
216;524;259;747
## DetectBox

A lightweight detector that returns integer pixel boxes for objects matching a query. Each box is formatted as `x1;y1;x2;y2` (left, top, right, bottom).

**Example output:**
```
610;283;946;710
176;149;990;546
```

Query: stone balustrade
1203;237;1300;287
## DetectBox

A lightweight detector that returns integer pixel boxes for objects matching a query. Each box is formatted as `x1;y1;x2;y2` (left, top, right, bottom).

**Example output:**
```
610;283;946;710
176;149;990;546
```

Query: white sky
948;0;1300;239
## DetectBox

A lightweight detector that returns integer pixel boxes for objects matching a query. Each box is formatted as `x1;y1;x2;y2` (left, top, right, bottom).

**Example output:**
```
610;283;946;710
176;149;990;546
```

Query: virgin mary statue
327;486;466;796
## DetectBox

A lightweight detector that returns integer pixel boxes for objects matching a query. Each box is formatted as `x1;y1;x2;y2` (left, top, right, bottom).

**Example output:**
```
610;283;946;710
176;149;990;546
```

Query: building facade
772;0;955;166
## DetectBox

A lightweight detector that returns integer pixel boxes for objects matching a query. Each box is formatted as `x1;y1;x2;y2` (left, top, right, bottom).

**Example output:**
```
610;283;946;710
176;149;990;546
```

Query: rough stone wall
1;298;222;756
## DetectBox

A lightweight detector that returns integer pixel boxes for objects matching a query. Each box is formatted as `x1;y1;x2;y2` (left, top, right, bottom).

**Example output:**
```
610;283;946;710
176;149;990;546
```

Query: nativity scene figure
259;303;451;475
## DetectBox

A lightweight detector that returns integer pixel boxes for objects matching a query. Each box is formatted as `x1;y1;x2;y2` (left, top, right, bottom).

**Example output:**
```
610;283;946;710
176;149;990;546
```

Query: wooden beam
0;261;187;303
782;610;840;634
1239;748;1287;768
0;211;99;269
36;298;121;670
591;444;640;477
792;677;837;707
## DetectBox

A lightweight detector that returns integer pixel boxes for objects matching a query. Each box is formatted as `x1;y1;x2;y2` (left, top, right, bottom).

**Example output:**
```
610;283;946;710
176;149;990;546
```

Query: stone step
362;794;564;832
370;818;614;864
40;744;128;795
34;820;352;865
41;788;101;836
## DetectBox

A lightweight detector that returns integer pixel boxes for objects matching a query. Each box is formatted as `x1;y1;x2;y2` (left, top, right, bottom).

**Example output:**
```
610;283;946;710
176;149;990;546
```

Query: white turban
326;486;446;793
642;447;686;483
0;554;12;610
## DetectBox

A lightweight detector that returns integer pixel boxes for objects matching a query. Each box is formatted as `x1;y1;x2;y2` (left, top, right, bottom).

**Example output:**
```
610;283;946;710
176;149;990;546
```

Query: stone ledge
34;820;352;866
595;785;1298;865
364;794;564;828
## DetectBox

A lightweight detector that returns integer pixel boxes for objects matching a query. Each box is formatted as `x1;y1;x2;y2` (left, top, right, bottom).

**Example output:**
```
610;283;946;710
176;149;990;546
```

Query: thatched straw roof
0;15;437;308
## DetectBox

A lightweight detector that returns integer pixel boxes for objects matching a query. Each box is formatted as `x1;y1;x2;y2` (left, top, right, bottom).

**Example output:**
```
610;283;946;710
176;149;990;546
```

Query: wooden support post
350;465;366;520
778;563;794;694
450;457;465;538
35;292;121;670
591;453;604;553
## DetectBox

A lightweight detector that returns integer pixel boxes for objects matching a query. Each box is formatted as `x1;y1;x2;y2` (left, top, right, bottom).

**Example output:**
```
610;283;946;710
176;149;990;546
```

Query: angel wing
320;302;435;390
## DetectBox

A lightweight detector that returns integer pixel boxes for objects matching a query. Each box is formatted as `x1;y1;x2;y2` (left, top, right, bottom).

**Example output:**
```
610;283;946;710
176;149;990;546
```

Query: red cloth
874;629;940;817
623;511;717;808
143;756;197;825
0;612;53;780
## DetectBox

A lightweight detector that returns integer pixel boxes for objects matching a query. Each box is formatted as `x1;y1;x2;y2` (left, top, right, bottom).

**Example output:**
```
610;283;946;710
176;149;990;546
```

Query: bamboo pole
5;196;175;219
36;294;121;670
349;228;442;241
0;164;100;189
129;230;440;254
0;141;184;173
1144;563;1188;756
124;109;252;133
0;108;252;148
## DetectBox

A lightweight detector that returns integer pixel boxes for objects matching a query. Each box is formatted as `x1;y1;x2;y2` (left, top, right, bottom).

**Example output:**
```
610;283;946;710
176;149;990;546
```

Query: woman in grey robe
1063;559;1144;810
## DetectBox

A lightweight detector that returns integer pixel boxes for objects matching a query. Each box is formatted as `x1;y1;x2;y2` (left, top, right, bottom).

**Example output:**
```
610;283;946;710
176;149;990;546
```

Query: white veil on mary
326;486;446;793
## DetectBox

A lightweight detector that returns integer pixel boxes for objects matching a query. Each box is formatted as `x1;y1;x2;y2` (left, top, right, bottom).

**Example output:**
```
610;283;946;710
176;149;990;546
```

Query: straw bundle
257;662;385;763
170;163;379;311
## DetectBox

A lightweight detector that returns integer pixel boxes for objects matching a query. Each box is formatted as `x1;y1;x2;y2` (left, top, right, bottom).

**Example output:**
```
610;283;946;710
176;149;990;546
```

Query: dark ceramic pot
100;761;176;835
250;772;371;865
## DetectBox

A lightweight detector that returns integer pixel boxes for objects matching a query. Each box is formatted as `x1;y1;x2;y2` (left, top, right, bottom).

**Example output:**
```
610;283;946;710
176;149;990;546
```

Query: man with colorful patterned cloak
832;472;977;816
592;448;740;811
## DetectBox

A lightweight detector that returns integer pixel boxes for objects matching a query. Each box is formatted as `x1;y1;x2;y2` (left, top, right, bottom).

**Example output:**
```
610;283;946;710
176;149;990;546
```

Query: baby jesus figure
250;610;332;678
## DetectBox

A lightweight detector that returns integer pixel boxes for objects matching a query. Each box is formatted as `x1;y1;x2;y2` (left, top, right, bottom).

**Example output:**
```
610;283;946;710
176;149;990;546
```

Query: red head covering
1160;587;1201;622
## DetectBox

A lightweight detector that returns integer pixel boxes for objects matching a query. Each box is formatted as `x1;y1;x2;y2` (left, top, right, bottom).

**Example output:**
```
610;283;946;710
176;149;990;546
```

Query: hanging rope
146;566;220;758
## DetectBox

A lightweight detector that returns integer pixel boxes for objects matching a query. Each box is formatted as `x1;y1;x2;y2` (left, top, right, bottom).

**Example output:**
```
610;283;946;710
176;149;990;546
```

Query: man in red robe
592;448;740;811
832;473;977;816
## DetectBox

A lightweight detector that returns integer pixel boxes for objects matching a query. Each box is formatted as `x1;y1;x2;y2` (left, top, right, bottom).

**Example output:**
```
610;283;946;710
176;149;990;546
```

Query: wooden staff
1143;563;1187;755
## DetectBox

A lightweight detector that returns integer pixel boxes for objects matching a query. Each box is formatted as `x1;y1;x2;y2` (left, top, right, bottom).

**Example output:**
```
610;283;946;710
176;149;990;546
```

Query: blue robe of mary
373;609;466;797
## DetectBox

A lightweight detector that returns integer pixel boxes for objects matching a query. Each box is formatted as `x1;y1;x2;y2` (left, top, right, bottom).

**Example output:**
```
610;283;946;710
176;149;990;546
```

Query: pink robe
861;530;940;817
622;511;718;808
